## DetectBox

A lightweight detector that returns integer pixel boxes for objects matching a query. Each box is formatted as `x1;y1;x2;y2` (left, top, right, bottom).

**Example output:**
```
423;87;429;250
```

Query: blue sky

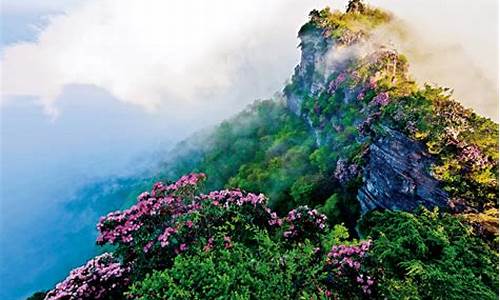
0;0;498;299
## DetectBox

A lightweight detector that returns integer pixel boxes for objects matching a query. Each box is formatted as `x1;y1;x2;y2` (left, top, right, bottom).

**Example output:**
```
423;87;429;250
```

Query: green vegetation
381;85;499;210
299;5;391;45
361;208;498;300
127;231;324;300
164;99;361;230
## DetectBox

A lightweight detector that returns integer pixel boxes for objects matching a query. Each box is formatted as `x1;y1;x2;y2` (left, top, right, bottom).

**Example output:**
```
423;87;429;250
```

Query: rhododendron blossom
158;227;177;247
325;240;374;296
283;206;327;241
44;253;130;300
96;173;206;246
459;145;489;169
334;159;360;184
371;92;390;106
328;72;347;92
199;189;282;228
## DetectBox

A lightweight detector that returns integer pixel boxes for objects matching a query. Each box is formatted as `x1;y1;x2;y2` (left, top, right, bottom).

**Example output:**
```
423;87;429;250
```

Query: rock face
357;128;448;213
286;28;331;116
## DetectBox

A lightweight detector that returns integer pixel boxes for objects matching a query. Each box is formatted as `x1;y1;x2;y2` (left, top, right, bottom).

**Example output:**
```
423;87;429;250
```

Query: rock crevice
357;128;448;213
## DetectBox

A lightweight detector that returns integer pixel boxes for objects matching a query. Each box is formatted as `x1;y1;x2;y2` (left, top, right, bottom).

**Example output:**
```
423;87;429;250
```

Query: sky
0;0;498;299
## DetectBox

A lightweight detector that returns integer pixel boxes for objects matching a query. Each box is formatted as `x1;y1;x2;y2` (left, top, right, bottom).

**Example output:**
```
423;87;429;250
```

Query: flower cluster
283;206;327;241
358;111;382;135
324;240;374;296
199;189;282;227
459;145;489;170
153;173;207;197
200;189;266;207
328;72;347;93
45;253;130;300
334;159;360;184
337;30;365;46
369;48;400;73
371;92;390;106
158;227;177;247
96;196;174;245
96;173;205;246
203;237;215;252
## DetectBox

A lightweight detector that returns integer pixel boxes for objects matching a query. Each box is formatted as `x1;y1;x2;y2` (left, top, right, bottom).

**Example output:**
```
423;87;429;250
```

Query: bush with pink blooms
44;253;130;300
283;206;328;242
323;240;375;298
44;173;380;299
94;173;287;278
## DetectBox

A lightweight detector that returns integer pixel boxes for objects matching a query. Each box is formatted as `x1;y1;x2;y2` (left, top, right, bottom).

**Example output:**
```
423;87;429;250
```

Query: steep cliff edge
283;2;497;216
357;127;448;213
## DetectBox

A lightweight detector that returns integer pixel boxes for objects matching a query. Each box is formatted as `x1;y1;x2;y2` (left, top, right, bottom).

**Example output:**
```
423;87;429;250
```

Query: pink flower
223;236;232;249
204;237;214;252
371;92;390;106
357;91;365;100
45;253;130;300
143;241;154;253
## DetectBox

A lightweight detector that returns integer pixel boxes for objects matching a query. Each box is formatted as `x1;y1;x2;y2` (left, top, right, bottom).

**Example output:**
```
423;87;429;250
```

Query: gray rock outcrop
357;128;448;213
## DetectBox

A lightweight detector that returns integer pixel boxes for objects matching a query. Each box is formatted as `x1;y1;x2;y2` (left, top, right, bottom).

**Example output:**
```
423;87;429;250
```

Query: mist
0;0;497;299
371;0;498;120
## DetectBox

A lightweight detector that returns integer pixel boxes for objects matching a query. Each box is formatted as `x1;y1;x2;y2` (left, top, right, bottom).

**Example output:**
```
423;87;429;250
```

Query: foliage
381;86;499;210
160;99;360;228
127;232;324;300
282;206;328;243
27;292;47;300
360;208;499;300
45;173;381;300
44;172;499;300
302;5;392;45
324;240;375;298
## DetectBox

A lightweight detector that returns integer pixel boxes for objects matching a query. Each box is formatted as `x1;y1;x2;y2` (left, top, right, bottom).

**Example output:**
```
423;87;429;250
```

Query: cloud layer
1;0;498;120
1;0;325;117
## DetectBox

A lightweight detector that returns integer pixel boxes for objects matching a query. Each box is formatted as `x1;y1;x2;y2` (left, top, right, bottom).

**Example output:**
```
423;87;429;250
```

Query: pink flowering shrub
328;72;347;93
323;240;375;298
283;206;328;242
334;158;361;184
139;189;282;260
371;92;390;106
44;253;130;300
357;111;382;135
459;144;489;170
199;189;282;228
95;173;286;277
47;172;389;300
96;173;206;247
46;172;385;300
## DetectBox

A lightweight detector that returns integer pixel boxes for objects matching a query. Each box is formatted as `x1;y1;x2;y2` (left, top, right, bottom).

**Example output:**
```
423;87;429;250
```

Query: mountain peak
284;4;498;217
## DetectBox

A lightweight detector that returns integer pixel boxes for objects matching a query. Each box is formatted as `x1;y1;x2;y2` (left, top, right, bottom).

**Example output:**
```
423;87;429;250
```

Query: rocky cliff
282;4;497;214
357;127;448;213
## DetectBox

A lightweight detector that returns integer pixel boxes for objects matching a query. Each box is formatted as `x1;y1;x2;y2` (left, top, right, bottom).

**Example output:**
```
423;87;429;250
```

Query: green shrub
127;231;323;300
360;208;499;300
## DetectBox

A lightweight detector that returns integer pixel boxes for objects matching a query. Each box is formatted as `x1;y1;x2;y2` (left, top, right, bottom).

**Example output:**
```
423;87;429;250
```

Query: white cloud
1;0;498;120
1;0;336;117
